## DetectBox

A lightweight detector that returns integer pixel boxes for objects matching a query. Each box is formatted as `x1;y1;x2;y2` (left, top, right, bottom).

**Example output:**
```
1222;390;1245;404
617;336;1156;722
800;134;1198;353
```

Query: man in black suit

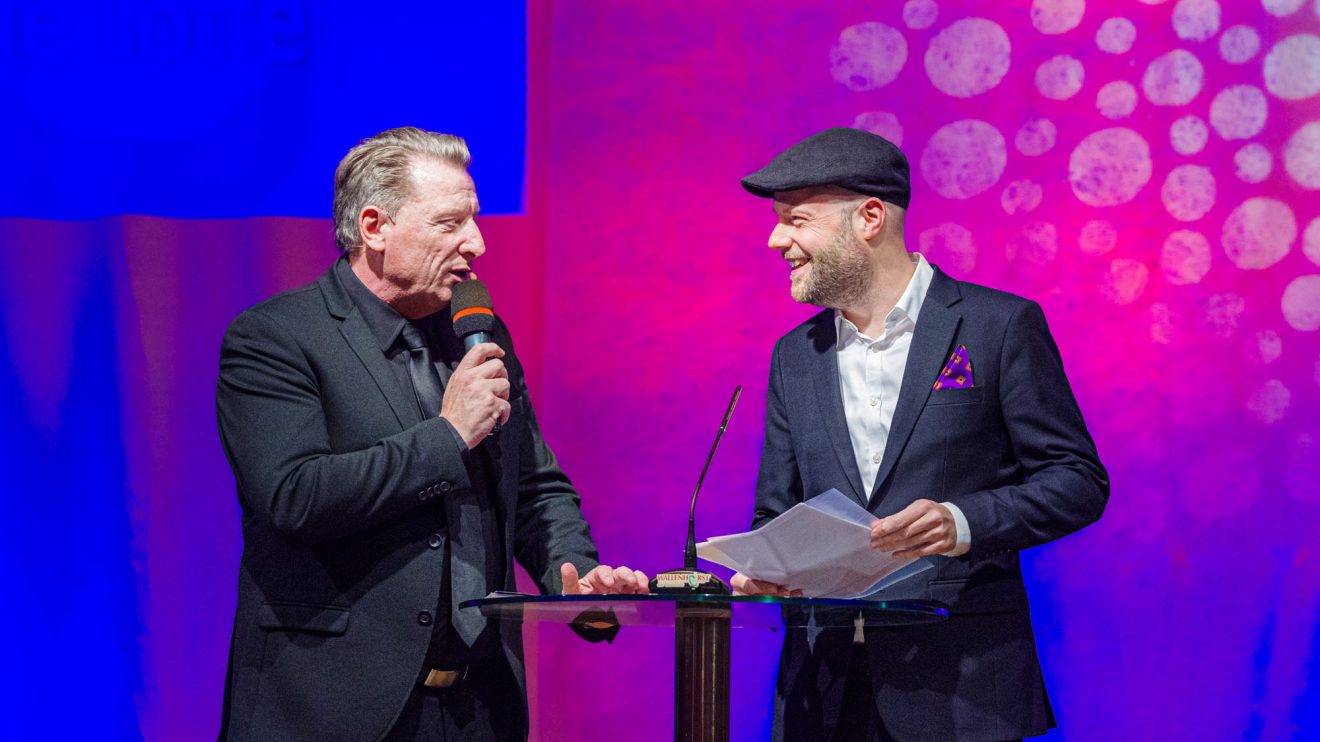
733;128;1108;741
216;127;647;741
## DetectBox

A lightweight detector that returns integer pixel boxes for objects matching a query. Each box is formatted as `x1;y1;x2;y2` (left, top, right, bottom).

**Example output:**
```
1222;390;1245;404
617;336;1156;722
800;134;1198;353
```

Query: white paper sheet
697;489;931;598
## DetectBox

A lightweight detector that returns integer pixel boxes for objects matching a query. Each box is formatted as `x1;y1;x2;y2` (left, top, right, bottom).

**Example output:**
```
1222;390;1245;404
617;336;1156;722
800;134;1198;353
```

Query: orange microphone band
452;306;494;322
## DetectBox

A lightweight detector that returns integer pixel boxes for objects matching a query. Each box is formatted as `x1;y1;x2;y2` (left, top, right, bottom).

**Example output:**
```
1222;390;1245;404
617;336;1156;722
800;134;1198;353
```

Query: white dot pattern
827;5;1320;344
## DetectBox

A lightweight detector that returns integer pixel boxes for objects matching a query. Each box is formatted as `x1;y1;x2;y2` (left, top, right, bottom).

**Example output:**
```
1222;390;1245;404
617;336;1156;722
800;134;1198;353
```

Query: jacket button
428;533;442;549
438;481;452;493
418;491;432;502
418;610;433;626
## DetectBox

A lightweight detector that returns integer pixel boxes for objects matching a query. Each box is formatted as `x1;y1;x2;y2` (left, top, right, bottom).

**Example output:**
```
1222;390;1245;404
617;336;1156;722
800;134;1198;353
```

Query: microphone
451;279;495;352
648;385;741;595
451;279;516;433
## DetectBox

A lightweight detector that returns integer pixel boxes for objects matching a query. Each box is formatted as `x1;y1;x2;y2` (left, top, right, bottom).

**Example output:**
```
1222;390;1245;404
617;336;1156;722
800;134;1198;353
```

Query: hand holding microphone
441;280;510;448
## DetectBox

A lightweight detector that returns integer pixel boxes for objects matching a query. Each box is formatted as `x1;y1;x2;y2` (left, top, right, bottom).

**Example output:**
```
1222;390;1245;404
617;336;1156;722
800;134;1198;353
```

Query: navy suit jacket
215;264;601;741
755;267;1108;742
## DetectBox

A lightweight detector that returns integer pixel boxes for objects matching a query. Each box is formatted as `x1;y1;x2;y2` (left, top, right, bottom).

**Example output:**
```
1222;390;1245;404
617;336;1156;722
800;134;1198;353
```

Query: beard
793;229;872;309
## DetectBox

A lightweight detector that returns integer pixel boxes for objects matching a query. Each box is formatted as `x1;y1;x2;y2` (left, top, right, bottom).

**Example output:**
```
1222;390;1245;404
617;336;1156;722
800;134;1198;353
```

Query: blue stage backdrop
2;2;1319;741
0;1;526;218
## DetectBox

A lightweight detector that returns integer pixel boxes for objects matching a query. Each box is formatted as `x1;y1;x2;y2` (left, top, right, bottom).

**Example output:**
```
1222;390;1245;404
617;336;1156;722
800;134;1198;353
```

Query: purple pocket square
933;345;973;389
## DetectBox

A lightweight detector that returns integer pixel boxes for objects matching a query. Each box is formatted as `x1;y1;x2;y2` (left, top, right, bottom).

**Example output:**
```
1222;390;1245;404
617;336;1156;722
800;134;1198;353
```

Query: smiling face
769;187;873;310
373;157;484;317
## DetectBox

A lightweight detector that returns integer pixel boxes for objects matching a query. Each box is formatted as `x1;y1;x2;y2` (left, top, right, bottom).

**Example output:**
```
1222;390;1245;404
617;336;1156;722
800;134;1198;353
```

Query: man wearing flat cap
734;128;1108;741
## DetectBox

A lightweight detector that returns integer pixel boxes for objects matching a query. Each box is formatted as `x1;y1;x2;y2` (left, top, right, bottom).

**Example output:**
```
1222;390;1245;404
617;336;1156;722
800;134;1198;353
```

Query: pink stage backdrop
533;2;1320;740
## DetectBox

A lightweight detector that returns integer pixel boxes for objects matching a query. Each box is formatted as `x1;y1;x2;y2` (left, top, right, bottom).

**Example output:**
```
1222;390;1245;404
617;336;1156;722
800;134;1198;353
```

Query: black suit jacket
215;264;600;741
756;267;1108;742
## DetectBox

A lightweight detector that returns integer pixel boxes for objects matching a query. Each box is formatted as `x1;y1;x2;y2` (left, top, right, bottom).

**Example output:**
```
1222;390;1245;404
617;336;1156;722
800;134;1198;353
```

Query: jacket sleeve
216;308;471;545
944;300;1109;559
752;339;805;531
499;323;600;594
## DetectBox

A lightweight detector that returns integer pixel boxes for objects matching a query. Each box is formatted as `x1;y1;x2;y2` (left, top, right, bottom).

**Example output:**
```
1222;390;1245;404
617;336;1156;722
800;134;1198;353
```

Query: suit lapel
319;264;420;429
339;310;421;428
869;270;963;502
809;319;868;507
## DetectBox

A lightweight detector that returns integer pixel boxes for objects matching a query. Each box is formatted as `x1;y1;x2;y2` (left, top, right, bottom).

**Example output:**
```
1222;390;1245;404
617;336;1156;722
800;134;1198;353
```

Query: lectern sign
654;572;719;591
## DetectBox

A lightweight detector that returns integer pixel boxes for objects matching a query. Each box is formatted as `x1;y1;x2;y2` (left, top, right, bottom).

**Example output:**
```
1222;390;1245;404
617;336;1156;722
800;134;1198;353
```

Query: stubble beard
793;230;873;310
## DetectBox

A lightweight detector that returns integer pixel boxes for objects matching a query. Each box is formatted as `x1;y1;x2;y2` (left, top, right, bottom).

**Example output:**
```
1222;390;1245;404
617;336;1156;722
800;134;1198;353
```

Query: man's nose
461;222;486;259
768;223;792;252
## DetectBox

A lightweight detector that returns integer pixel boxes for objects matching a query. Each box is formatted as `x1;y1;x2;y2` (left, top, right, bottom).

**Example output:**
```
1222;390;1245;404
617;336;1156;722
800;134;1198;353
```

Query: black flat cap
741;127;910;208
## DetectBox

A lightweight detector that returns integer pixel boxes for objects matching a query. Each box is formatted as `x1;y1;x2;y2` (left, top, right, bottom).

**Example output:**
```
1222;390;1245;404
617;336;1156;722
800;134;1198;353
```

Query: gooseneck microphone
649;385;742;595
451;279;496;351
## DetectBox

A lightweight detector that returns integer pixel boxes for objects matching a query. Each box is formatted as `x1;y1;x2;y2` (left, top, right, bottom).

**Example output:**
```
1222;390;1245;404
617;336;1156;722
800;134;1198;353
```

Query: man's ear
359;206;390;255
856;197;887;242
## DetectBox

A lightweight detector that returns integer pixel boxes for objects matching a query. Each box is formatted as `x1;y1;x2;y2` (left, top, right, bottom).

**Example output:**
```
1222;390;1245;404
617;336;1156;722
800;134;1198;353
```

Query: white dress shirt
835;253;971;557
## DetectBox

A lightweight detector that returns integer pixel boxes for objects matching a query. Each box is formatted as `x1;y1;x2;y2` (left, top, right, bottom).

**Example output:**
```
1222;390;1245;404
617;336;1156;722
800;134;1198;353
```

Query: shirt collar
334;256;410;352
834;253;934;348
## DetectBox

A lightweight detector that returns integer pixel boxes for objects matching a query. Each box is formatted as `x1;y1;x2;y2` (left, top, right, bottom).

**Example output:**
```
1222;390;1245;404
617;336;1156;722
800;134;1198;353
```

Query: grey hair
332;127;471;255
880;201;906;238
837;193;906;241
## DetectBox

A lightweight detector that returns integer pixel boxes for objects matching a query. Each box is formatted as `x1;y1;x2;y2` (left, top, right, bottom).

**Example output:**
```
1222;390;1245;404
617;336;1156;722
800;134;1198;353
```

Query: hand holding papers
697;490;932;598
